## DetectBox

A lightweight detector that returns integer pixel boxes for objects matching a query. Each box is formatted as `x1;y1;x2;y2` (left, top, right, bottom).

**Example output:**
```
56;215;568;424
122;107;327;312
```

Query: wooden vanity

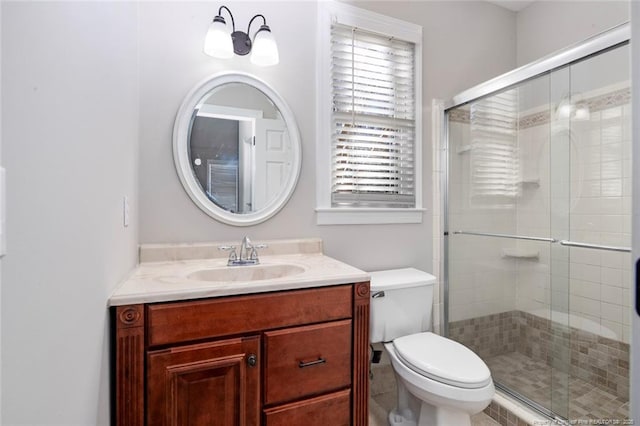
112;252;370;426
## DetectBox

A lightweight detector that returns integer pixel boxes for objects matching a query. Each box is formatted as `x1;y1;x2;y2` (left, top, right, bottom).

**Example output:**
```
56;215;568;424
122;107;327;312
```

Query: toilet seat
392;332;491;389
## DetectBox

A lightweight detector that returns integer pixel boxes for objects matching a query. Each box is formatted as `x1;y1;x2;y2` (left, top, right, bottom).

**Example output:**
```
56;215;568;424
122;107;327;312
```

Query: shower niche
444;26;631;422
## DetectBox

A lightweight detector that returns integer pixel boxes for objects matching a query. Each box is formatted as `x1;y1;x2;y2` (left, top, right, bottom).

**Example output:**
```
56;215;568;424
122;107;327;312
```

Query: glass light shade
250;28;279;66
204;19;233;58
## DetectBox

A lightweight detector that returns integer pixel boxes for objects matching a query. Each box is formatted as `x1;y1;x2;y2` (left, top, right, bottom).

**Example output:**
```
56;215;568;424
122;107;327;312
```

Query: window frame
315;1;424;225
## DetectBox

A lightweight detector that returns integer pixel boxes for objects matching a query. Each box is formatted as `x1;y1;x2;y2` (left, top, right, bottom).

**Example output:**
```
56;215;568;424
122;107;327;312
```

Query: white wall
1;2;139;424
138;1;516;275
516;1;629;66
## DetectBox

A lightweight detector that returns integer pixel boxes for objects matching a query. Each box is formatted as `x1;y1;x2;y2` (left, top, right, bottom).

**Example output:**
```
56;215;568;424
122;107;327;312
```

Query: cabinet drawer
147;285;352;347
263;389;351;426
264;320;352;405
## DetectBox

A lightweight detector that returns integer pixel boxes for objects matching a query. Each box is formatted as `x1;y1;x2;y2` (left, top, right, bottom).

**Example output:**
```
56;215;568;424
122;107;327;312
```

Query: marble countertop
109;239;369;306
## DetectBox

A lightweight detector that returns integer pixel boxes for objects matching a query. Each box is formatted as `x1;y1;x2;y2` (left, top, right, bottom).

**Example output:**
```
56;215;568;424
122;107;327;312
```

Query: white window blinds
330;24;416;208
469;89;519;205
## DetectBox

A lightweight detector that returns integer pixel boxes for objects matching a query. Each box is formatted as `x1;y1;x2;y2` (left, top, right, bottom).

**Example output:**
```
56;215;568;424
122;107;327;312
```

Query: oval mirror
173;72;301;226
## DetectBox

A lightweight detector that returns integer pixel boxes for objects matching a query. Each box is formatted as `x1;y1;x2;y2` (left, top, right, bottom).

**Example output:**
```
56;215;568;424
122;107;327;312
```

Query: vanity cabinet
113;282;370;426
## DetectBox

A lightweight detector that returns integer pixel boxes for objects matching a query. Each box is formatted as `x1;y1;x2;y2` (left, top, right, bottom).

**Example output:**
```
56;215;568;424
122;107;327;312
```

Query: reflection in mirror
173;72;301;226
189;83;292;214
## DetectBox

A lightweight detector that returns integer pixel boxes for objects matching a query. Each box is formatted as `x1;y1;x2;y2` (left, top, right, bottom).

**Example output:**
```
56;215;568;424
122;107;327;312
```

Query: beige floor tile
471;412;502;426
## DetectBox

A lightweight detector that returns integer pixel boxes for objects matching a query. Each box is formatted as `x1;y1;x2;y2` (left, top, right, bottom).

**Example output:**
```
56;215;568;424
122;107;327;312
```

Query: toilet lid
392;332;491;389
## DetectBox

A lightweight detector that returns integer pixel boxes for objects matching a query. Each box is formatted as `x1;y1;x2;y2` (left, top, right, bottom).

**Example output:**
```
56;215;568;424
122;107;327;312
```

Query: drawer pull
298;358;326;368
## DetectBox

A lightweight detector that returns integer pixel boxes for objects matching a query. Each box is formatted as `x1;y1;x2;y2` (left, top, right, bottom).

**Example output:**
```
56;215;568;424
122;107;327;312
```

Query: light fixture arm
216;5;236;32
246;14;267;38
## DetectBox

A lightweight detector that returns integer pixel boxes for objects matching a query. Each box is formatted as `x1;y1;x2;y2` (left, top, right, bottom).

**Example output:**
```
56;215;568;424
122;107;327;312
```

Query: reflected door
254;118;292;211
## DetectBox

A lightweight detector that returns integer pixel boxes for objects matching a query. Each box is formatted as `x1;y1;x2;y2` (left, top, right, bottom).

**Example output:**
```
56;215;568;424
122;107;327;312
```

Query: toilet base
388;408;417;426
387;370;473;426
386;399;472;426
417;403;471;426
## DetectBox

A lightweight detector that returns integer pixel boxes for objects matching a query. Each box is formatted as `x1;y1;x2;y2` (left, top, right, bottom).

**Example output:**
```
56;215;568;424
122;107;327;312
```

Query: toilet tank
369;268;436;343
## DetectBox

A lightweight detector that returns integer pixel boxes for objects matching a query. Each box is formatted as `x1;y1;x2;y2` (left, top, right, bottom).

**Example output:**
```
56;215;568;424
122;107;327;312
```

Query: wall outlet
123;196;130;228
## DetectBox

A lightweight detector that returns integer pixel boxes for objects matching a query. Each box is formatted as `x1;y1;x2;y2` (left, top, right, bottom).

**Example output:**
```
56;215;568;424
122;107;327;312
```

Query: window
316;2;423;225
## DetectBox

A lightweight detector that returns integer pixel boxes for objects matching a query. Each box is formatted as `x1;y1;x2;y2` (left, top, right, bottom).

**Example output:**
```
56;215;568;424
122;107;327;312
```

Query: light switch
123;196;130;228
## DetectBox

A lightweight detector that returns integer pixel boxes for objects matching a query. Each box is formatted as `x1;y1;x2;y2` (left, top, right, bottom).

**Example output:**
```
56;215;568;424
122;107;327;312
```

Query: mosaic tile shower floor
486;352;629;422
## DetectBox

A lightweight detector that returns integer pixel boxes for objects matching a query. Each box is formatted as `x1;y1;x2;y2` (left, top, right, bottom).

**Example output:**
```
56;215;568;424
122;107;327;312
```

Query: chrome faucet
219;236;267;266
238;236;253;262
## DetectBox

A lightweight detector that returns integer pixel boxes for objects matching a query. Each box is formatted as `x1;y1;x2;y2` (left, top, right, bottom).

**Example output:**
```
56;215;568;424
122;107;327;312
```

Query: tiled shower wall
514;85;632;344
432;100;445;334
570;89;632;343
446;115;518;323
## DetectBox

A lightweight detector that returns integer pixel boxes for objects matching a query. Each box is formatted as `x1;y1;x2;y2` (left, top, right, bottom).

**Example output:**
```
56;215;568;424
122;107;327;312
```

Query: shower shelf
518;178;540;187
456;145;473;154
501;248;539;260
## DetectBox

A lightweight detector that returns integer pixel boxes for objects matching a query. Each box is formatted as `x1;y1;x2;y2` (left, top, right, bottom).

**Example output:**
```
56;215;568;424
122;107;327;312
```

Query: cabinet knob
247;354;257;367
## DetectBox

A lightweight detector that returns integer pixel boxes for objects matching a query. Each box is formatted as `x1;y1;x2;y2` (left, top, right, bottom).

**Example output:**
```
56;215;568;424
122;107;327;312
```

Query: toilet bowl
370;269;494;426
385;333;494;426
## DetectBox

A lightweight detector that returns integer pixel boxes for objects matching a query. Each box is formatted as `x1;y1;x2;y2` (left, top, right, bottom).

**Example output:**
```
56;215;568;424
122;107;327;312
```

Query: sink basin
188;264;306;282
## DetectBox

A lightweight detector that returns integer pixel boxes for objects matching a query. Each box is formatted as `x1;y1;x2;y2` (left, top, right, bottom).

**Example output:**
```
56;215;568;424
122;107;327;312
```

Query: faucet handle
218;245;237;262
249;243;268;261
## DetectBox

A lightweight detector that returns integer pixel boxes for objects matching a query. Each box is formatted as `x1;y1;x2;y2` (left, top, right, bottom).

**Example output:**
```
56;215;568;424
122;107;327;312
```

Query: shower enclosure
444;24;631;421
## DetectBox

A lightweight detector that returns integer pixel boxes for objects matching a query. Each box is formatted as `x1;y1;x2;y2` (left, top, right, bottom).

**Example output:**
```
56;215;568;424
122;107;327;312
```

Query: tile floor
485;352;630;422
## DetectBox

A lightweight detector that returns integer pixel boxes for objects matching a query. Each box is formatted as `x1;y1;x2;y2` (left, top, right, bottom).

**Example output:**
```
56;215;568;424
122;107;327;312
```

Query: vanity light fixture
203;5;279;67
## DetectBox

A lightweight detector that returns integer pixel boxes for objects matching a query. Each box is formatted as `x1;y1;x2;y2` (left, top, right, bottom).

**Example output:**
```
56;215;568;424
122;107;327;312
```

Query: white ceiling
486;0;535;12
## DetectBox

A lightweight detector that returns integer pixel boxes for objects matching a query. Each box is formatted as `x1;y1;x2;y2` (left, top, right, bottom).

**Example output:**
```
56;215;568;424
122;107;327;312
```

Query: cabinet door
147;336;260;426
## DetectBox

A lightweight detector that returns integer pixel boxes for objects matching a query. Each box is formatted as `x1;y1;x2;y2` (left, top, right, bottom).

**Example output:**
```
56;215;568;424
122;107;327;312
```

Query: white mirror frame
173;71;302;226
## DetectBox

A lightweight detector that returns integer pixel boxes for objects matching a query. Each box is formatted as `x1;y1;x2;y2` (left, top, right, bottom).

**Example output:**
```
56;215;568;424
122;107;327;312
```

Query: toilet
370;268;494;426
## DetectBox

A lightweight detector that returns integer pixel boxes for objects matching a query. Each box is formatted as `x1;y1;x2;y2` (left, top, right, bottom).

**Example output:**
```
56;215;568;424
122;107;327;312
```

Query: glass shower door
446;69;570;417
561;44;631;421
445;41;632;421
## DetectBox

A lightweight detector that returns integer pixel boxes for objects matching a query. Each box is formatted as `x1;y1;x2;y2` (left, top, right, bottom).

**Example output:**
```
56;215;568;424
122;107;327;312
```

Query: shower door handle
636;259;640;317
452;230;556;242
558;240;631;253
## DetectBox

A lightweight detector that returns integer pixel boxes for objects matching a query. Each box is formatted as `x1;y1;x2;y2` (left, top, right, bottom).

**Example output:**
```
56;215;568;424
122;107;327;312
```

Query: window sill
315;208;425;225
